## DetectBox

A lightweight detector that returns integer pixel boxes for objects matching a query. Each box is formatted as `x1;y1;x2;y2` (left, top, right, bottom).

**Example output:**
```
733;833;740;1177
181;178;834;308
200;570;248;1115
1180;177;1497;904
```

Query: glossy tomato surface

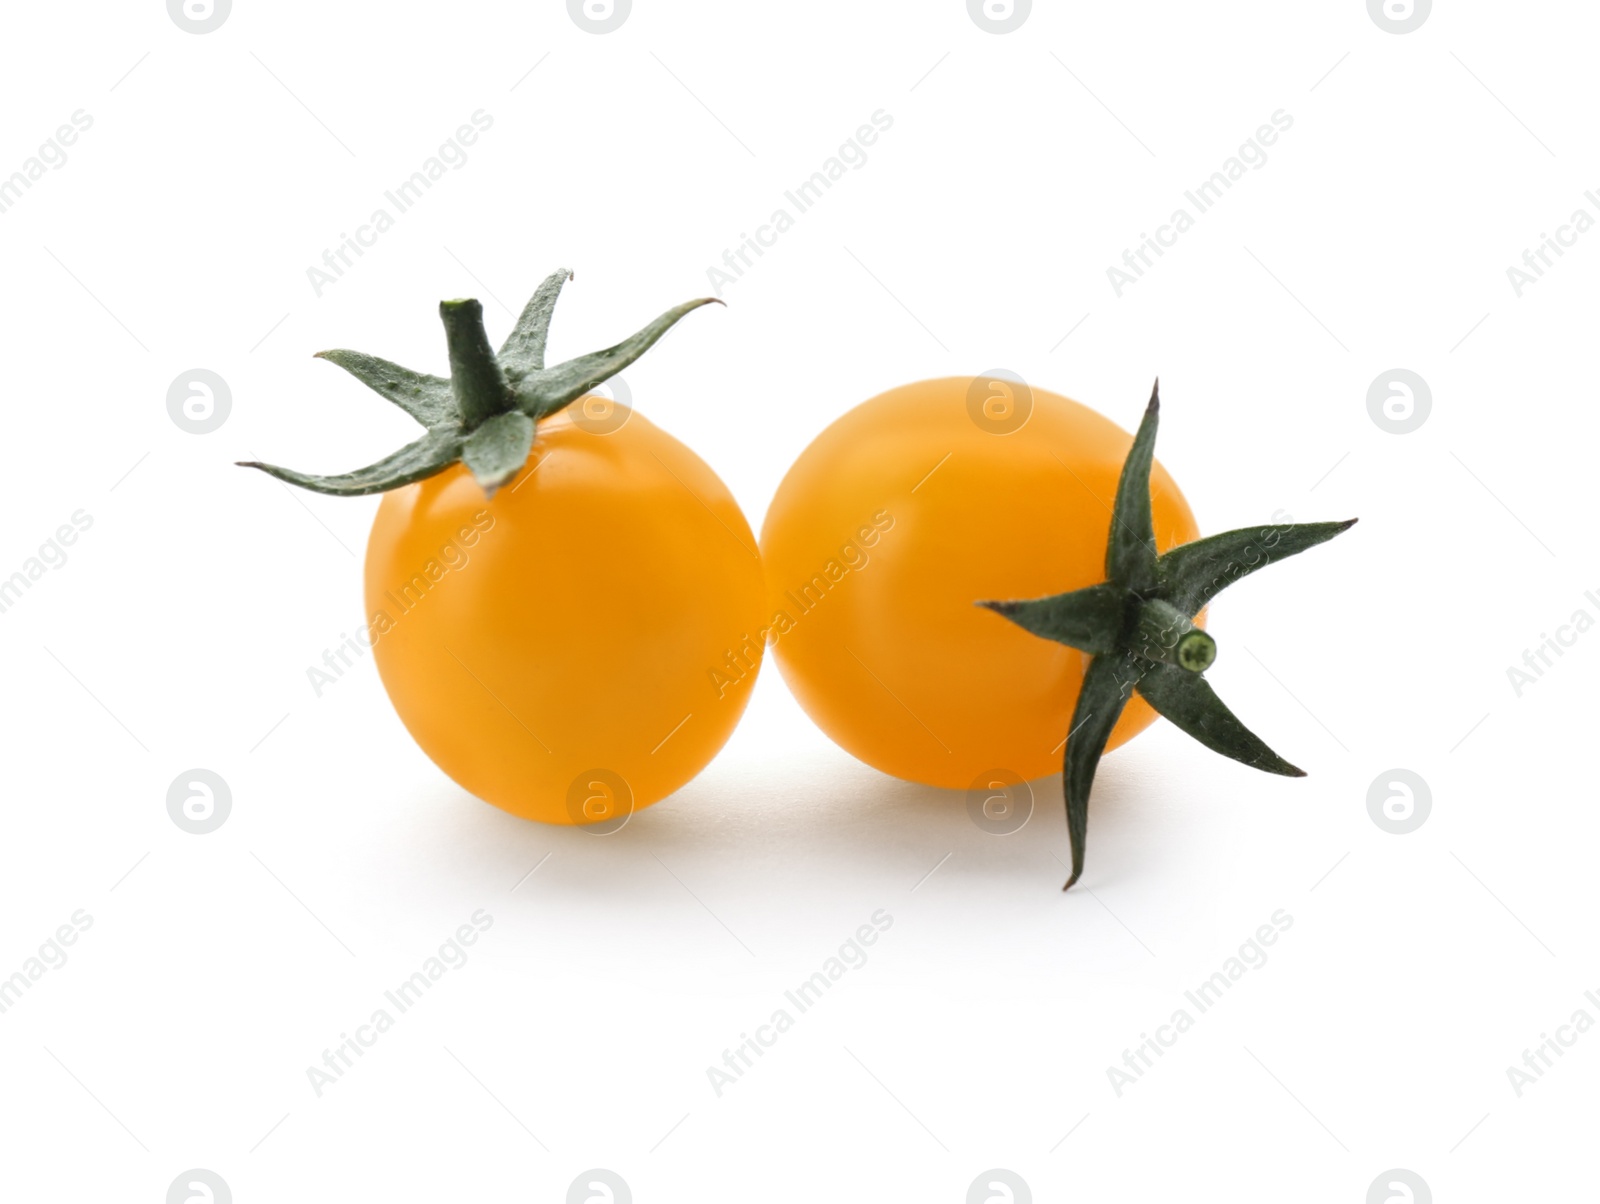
759;377;1200;790
365;407;765;824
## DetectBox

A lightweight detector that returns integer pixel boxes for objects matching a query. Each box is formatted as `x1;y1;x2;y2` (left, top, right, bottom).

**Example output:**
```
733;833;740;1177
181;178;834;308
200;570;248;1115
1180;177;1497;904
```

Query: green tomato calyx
238;270;722;498
977;380;1357;891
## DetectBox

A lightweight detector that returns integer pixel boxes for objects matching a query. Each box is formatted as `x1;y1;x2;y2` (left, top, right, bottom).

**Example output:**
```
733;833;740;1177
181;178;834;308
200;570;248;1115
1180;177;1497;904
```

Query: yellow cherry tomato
364;406;765;824
759;376;1200;790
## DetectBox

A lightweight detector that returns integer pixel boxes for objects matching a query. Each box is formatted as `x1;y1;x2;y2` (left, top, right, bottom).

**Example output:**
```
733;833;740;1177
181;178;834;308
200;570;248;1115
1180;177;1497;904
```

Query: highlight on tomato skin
758;375;1202;792
240;269;766;826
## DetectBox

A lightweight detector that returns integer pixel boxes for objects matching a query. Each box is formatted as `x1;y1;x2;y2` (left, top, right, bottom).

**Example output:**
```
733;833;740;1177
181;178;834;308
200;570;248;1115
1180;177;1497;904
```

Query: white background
1;1;1594;1200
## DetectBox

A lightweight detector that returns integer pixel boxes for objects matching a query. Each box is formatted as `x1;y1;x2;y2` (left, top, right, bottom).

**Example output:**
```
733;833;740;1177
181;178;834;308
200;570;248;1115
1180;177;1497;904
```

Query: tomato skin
759;377;1200;791
364;408;764;824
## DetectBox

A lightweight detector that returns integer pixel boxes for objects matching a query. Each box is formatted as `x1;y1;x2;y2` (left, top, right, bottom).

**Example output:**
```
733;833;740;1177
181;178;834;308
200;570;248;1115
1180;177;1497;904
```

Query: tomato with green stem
761;376;1354;887
760;377;1202;790
242;271;764;825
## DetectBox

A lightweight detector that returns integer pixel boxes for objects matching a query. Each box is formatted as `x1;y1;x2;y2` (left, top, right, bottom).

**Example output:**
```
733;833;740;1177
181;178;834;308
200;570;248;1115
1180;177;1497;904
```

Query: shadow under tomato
443;743;1156;903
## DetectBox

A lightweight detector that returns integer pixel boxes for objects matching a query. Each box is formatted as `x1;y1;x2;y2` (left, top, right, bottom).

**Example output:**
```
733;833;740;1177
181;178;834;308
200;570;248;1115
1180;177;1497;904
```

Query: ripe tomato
364;407;765;824
759;376;1200;791
244;272;761;826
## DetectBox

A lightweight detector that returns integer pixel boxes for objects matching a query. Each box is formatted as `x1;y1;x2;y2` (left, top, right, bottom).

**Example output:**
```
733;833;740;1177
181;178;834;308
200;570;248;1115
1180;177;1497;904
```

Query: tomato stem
440;299;511;430
1132;598;1214;673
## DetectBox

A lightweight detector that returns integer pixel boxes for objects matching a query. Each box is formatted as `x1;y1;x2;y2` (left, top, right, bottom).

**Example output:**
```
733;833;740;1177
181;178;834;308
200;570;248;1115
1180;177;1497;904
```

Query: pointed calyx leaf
312;350;455;428
1158;518;1359;617
1106;379;1161;591
238;271;720;498
240;428;464;497
1062;652;1141;890
462;411;535;496
498;267;573;379
975;379;1357;889
978;583;1125;654
512;296;723;421
1135;663;1303;777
